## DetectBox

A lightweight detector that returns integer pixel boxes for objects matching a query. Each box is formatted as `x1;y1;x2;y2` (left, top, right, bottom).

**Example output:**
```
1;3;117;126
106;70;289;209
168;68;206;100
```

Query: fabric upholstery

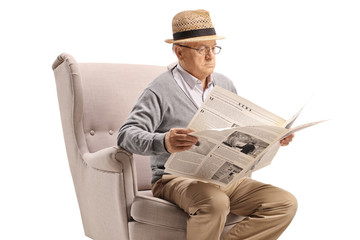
133;191;245;230
79;62;164;190
79;62;165;153
52;53;245;240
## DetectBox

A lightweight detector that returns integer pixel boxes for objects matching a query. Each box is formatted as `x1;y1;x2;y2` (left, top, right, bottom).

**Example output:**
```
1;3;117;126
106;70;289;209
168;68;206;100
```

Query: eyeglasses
176;44;222;55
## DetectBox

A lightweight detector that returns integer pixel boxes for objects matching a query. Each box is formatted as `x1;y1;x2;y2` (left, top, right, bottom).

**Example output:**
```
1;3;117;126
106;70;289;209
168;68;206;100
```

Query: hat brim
165;35;225;44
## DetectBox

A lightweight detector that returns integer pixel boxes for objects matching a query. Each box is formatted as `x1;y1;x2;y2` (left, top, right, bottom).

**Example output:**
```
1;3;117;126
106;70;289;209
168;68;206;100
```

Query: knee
280;190;298;218
260;187;298;219
206;192;230;216
187;182;230;217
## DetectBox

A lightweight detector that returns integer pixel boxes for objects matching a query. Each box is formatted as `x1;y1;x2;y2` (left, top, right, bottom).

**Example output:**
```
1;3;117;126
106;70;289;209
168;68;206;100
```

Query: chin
206;67;215;74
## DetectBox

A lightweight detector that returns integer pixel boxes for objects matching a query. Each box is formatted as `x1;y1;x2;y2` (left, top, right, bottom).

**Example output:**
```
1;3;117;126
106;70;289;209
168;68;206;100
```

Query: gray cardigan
117;69;237;184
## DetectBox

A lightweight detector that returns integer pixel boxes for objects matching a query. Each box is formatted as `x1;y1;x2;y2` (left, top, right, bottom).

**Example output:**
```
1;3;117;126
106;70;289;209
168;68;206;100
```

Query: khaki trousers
152;175;297;240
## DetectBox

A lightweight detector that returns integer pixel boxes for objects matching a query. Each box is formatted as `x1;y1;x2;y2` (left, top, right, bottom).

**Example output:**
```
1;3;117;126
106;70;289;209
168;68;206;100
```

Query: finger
171;132;197;139
280;138;292;146
174;135;199;143
280;133;294;143
172;145;194;152
173;141;197;147
172;128;194;134
170;129;198;142
282;138;292;144
174;138;198;146
285;133;295;141
174;129;198;140
172;138;198;148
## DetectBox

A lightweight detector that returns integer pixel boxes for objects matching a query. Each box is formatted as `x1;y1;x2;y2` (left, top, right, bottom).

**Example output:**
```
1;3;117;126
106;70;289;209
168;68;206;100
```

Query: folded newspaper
164;86;325;186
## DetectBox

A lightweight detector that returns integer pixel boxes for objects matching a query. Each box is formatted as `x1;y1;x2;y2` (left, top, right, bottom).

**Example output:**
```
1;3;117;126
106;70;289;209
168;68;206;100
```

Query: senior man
118;9;297;240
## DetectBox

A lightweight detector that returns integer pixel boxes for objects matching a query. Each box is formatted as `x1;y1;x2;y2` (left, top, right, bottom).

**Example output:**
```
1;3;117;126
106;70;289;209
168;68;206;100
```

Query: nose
205;49;215;59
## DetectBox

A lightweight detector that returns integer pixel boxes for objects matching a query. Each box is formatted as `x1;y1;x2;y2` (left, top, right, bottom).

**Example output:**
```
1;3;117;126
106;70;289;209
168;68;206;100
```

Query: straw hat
165;9;225;44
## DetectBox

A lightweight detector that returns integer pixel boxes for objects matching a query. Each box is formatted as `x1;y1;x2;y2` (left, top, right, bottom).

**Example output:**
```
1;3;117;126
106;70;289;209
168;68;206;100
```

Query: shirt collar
176;64;214;89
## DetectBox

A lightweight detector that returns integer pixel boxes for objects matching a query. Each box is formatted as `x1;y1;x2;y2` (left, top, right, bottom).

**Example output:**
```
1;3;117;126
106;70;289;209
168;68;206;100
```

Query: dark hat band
173;28;216;41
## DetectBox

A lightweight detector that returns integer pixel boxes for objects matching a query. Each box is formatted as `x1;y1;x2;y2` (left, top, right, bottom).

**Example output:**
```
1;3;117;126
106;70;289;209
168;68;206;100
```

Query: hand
165;128;199;153
280;133;294;146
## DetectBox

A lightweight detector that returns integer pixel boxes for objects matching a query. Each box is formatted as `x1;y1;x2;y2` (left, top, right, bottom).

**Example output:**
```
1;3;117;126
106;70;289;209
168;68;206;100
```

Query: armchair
52;53;245;240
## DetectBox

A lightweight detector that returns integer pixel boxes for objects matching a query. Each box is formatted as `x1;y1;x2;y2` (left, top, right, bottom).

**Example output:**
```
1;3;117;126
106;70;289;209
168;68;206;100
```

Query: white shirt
171;64;214;108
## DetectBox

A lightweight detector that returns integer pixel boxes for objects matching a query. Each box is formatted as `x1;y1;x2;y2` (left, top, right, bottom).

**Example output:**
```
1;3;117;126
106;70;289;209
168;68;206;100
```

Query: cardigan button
90;130;95;136
109;130;114;135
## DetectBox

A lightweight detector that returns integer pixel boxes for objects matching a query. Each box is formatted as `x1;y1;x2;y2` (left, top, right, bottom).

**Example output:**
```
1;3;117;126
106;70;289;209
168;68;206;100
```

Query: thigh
153;175;229;215
223;177;296;216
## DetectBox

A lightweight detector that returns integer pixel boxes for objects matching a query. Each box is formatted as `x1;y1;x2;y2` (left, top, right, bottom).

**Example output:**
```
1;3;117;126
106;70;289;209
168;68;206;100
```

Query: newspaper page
164;86;324;186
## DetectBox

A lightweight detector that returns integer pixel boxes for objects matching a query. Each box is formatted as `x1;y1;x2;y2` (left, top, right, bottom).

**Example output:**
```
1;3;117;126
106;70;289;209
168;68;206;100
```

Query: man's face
175;40;217;81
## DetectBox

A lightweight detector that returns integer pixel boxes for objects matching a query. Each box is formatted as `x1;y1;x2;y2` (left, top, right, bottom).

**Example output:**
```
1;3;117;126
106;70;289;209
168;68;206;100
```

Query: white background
1;0;359;239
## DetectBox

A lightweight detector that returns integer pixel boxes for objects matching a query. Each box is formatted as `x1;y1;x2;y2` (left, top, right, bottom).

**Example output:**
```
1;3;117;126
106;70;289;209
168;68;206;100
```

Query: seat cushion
131;190;245;230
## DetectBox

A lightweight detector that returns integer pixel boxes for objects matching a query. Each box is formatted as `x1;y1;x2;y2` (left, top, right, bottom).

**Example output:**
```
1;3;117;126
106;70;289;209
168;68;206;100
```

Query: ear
174;45;183;60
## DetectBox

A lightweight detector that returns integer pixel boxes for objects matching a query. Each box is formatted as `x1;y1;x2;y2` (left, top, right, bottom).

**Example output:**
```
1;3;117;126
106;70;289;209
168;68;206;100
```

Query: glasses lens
198;46;222;55
197;47;206;55
214;46;221;54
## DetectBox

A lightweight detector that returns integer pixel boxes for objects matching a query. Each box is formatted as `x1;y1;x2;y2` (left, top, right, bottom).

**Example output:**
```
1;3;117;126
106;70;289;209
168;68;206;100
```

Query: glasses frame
176;44;222;55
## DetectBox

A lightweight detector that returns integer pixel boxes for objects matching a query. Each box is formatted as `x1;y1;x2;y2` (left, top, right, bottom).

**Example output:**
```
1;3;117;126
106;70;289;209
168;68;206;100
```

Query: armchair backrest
53;53;166;190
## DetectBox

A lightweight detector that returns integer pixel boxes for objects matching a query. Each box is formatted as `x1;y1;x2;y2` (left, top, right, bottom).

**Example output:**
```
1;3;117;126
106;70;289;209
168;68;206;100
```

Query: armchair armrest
73;146;136;239
83;146;138;217
83;146;124;173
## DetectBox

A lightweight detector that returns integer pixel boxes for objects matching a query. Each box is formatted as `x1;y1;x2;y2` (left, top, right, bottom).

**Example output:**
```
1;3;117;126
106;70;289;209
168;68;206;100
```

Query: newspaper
164;86;325;186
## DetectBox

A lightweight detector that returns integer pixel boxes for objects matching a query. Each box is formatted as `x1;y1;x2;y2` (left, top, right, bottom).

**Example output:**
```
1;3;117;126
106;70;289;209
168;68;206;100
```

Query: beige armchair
52;53;245;240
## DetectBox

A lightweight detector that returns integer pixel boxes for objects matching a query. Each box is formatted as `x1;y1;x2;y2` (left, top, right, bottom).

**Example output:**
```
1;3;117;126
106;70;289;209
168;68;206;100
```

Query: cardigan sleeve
117;88;168;155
